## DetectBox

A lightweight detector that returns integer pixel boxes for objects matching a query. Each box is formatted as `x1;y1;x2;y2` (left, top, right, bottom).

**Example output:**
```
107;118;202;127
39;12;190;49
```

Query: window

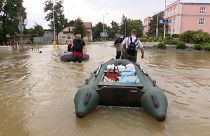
199;18;205;24
198;29;203;32
200;7;206;14
62;35;66;39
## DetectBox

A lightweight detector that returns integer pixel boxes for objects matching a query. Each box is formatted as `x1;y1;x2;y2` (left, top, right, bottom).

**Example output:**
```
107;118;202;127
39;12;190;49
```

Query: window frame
200;7;206;14
199;18;205;25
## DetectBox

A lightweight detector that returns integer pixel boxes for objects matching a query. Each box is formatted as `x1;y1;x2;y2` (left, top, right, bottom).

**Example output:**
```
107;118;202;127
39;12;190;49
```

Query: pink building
166;0;210;35
143;17;152;35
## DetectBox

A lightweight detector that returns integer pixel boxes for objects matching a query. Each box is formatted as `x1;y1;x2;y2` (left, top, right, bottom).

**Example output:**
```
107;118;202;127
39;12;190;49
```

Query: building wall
143;17;151;35
166;1;210;34
166;0;181;34
181;3;210;33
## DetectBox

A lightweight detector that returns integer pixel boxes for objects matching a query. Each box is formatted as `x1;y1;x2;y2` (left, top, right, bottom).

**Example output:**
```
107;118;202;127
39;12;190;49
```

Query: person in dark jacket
114;35;124;59
72;34;86;63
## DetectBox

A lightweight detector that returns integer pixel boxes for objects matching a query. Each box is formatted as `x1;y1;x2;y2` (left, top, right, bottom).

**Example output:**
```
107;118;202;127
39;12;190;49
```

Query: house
166;0;210;35
58;21;92;44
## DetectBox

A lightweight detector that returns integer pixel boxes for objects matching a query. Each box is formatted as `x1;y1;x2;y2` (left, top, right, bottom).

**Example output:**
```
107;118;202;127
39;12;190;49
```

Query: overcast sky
23;0;210;29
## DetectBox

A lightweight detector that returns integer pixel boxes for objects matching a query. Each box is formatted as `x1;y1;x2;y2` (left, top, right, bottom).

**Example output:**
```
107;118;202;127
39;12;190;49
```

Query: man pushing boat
121;29;144;63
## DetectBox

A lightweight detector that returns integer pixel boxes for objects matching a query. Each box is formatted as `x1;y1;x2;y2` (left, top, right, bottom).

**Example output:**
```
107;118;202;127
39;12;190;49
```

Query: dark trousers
116;51;121;59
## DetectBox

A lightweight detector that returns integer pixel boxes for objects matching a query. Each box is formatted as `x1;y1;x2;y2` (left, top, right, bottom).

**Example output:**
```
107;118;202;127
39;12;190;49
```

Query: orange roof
83;22;92;29
67;21;92;29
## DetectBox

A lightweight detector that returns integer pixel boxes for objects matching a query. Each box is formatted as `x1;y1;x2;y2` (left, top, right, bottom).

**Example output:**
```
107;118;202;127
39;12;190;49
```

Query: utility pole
156;12;159;38
52;0;56;46
164;0;166;38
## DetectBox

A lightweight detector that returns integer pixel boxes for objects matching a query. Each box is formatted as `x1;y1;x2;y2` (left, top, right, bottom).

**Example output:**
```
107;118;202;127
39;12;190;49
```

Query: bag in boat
105;67;120;81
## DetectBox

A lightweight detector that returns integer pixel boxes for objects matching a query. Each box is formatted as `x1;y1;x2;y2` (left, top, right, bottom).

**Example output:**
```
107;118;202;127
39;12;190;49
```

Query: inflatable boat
74;59;168;121
60;51;89;62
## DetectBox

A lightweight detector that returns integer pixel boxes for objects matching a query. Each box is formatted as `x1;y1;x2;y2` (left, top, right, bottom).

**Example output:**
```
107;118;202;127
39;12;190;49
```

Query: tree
120;15;143;37
73;18;87;37
33;24;45;36
148;12;167;36
92;22;103;40
44;0;68;44
120;15;127;36
0;0;26;44
126;19;143;37
108;21;120;39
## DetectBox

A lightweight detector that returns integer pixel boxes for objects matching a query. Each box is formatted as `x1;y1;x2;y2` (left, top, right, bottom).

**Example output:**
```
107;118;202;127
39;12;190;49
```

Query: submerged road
0;42;210;136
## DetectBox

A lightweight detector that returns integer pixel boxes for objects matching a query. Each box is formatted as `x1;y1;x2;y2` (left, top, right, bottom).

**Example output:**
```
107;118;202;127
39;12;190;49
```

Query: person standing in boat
72;34;86;63
121;29;144;63
114;35;124;59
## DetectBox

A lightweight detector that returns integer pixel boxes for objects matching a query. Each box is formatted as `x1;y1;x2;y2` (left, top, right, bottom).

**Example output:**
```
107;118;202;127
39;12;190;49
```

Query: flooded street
0;42;210;136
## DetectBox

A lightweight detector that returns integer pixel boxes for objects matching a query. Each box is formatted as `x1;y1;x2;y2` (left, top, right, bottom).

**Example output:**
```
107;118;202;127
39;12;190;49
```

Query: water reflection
0;43;210;136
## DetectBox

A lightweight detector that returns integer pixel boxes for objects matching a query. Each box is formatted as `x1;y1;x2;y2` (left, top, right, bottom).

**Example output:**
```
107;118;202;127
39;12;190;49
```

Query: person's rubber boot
78;58;82;63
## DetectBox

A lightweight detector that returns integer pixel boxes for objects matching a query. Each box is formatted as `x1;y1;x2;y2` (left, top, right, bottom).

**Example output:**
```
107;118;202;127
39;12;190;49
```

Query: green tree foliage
120;15;143;37
148;12;167;36
108;21;120;38
120;15;127;36
24;24;44;37
33;24;45;36
92;22;103;40
73;18;87;37
0;0;26;43
44;0;68;43
126;19;143;37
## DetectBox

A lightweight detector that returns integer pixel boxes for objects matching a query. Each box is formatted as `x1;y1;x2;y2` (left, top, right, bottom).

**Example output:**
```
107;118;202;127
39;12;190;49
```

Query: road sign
160;19;169;25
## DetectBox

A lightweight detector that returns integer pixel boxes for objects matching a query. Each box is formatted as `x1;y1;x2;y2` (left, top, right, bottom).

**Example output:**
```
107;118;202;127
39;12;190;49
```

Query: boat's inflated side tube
74;85;99;118
141;89;168;122
60;53;89;62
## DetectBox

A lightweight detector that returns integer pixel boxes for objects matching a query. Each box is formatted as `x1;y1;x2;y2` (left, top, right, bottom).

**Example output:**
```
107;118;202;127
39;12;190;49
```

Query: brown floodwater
0;42;210;136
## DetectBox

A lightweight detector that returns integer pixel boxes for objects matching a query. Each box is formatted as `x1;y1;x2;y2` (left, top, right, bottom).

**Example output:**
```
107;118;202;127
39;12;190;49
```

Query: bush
176;42;187;49
179;31;210;44
140;37;148;42
179;31;197;43
148;37;154;42
194;44;203;50
156;42;167;49
202;43;210;51
192;32;210;44
158;37;163;42
164;38;179;45
171;34;180;38
153;37;159;42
